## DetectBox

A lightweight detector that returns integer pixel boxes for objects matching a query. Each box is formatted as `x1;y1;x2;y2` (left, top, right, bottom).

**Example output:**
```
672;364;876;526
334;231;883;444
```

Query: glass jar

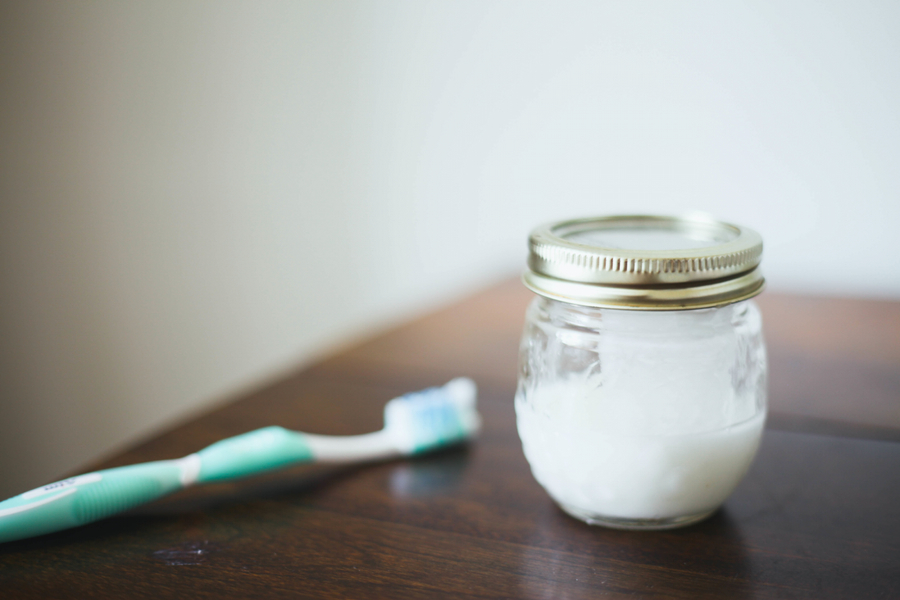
515;215;767;530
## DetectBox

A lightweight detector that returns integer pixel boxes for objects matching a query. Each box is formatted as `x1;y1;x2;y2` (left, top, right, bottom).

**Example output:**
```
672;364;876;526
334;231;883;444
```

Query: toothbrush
0;377;479;544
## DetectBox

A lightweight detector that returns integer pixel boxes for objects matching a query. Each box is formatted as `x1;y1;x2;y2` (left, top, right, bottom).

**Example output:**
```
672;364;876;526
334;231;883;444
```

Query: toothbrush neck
304;429;400;462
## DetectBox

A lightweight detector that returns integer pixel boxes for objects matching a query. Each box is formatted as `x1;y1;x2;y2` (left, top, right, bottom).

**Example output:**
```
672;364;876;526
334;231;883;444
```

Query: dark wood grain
1;279;899;599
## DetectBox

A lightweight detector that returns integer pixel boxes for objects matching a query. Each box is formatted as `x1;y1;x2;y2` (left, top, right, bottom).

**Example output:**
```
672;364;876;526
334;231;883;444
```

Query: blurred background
1;0;898;498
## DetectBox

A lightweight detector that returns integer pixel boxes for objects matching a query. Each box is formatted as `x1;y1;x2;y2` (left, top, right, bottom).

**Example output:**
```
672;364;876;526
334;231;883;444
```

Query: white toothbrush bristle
384;378;480;454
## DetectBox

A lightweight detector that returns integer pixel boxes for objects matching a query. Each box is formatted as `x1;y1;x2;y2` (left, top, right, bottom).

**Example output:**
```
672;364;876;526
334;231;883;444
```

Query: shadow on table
515;505;756;599
388;448;471;498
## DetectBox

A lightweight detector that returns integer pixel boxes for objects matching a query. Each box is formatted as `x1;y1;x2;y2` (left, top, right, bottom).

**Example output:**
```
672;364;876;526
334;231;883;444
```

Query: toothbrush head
383;378;481;455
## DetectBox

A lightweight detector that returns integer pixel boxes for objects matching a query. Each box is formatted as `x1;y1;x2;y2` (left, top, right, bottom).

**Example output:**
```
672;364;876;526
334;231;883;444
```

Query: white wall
1;0;898;498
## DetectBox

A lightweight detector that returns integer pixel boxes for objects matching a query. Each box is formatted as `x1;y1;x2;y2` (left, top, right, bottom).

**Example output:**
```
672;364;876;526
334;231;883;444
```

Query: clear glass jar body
515;296;768;530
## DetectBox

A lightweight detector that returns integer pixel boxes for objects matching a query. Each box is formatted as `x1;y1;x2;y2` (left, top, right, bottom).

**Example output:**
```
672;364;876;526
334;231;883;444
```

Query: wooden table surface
2;279;899;599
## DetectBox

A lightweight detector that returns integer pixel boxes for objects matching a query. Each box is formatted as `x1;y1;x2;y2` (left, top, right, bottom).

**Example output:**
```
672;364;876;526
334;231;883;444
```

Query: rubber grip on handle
0;461;184;544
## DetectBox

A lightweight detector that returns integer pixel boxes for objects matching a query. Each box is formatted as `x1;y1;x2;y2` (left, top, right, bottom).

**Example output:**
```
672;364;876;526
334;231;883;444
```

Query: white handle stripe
0;488;77;518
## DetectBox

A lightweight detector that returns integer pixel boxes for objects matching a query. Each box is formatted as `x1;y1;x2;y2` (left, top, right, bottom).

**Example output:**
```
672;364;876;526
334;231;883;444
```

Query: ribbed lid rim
525;214;765;310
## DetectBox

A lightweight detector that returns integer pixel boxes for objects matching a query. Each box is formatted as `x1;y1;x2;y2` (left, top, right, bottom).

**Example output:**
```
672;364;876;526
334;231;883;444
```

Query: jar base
559;503;716;530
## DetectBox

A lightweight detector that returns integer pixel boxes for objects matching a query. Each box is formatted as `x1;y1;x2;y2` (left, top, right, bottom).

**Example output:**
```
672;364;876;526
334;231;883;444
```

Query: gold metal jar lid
523;214;765;310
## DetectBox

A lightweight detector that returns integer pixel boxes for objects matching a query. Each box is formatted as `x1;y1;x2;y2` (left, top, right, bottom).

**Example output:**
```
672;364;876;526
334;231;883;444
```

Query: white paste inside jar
516;378;764;521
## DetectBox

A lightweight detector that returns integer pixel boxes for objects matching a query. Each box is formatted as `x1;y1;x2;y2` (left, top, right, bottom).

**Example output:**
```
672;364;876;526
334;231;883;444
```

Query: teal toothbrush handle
0;426;313;544
0;461;185;544
195;426;313;482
